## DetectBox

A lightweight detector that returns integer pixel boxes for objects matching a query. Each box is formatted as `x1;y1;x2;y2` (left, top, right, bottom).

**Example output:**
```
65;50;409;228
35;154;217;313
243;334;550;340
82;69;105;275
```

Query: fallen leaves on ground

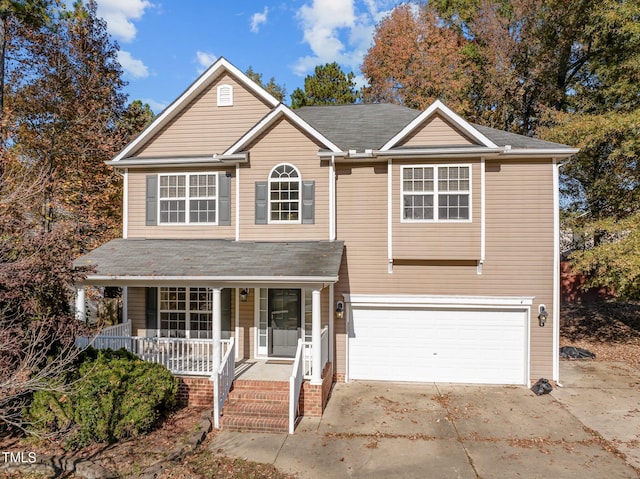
561;301;640;369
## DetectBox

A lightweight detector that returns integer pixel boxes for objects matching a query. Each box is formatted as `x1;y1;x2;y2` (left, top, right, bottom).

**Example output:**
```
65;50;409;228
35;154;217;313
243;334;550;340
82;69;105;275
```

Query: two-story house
74;57;578;433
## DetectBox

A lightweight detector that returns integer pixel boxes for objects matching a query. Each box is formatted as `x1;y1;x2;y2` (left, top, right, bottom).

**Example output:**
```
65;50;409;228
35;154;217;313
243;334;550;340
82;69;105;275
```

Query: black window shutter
218;173;231;226
145;287;158;330
255;181;268;224
302;180;315;224
146;175;158;226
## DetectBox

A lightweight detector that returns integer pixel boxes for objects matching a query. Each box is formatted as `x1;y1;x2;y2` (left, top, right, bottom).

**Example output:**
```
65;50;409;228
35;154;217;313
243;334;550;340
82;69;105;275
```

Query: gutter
105;152;248;168
318;146;578;161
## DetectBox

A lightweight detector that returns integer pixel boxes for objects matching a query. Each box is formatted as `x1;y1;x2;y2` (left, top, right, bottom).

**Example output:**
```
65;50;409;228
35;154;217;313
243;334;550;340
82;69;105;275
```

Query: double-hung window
159;173;217;224
269;164;301;223
159;287;213;339
402;165;471;221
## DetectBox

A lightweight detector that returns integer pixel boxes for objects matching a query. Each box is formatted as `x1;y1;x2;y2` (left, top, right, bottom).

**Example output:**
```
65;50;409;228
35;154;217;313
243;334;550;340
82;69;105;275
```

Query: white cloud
96;0;153;43
196;51;218;73
118;50;149;78
293;0;402;78
250;7;269;33
141;98;168;113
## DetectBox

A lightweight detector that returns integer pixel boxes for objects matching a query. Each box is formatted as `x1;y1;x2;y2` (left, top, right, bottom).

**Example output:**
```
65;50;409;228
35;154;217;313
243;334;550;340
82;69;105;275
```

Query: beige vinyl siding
333;160;555;380
127;287;146;335
127;167;236;239
392;160;481;260
239;117;330;241
334;163;388;375
400;114;475;147
135;74;271;158
238;288;255;359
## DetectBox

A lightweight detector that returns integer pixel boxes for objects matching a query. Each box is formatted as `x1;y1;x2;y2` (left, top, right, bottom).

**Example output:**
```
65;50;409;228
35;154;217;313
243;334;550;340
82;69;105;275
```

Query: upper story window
217;84;233;106
269;163;301;223
402;165;471;222
159;173;217;224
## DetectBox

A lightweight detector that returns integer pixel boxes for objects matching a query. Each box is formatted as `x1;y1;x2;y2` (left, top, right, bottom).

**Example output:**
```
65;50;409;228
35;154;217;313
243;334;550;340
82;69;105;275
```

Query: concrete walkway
209;361;640;478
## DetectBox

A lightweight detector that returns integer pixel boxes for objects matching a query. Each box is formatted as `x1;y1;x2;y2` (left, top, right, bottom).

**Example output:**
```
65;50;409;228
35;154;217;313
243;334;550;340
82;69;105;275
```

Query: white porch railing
77;328;233;376
213;337;235;429
303;326;329;380
101;320;132;337
289;338;304;434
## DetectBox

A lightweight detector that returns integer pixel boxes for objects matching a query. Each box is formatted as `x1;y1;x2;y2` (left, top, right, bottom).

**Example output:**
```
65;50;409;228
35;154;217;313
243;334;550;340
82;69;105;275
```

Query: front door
268;289;301;357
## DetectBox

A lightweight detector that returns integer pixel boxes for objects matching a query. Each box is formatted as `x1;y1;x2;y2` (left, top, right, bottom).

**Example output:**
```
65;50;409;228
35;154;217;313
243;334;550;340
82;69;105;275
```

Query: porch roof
74;239;344;287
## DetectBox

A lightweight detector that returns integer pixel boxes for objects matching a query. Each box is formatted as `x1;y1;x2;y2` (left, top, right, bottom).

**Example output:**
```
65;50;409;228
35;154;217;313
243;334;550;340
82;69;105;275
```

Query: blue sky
93;0;406;112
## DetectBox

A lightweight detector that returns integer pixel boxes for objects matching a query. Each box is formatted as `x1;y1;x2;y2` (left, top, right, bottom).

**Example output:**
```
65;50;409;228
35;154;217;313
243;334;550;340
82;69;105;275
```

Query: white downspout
479;158;485;274
330;155;336;240
553;159;561;385
122;168;128;239
387;159;393;273
235;163;240;241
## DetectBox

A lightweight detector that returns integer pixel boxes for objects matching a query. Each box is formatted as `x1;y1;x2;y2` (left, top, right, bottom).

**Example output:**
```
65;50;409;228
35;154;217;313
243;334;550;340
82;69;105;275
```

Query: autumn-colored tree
290;62;360;109
0;0;54;124
362;4;473;115
363;0;609;133
0;151;87;433
7;0;127;248
245;66;286;102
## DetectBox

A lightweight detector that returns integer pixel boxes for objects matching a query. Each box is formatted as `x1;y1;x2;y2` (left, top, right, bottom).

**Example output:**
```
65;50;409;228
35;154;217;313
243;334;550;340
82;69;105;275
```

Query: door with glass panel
268;289;301;357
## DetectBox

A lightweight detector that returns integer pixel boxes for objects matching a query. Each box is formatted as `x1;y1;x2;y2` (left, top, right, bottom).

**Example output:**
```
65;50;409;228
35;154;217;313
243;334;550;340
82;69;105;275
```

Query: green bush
28;348;178;448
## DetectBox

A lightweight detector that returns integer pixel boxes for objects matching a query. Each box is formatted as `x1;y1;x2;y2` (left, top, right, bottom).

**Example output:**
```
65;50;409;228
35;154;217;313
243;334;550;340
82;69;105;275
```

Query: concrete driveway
209;361;640;478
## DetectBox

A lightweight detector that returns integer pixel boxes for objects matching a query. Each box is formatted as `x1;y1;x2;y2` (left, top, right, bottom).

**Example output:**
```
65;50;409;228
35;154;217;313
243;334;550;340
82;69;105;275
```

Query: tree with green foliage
245;66;286;102
290;62;360;109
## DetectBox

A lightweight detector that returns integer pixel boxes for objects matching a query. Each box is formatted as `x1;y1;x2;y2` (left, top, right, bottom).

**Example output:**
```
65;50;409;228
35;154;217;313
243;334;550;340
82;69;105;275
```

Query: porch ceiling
74;239;344;287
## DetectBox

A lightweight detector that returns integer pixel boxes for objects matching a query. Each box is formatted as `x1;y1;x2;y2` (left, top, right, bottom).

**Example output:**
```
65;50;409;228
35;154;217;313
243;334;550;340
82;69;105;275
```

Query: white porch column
311;288;322;385
212;288;222;373
75;288;86;323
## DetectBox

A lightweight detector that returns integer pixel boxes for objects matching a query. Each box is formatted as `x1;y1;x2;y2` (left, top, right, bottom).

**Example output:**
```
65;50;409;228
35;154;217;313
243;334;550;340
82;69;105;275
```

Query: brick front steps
220;379;291;433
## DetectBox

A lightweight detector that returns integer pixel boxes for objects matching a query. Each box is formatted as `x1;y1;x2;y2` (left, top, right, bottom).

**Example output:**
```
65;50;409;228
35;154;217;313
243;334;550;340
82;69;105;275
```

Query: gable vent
217;84;233;107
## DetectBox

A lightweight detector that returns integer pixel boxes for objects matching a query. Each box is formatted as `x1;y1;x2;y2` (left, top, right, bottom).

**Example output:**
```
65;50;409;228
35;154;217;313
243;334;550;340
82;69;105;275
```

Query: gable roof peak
112;57;280;162
380;100;499;151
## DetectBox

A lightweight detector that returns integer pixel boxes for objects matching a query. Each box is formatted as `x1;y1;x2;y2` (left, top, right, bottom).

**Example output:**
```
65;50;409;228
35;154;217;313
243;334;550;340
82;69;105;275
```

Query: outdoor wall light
538;305;548;327
240;288;248;302
336;301;344;320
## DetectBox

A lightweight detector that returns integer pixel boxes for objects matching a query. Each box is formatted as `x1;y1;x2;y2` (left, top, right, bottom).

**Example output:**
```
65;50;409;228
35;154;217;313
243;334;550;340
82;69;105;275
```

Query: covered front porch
73;239;344;432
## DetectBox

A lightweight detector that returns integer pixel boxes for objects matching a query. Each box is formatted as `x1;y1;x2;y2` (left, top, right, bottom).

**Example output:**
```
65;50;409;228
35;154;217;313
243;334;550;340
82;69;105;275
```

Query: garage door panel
348;307;527;385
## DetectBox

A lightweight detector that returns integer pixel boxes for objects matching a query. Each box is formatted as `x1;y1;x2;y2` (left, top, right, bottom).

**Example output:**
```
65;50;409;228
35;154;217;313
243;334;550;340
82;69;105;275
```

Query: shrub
28;348;178;448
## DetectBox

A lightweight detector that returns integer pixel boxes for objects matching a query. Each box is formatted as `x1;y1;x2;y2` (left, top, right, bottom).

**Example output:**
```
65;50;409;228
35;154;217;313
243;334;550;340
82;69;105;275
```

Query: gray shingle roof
295;103;572;152
296;104;421;151
74;239;344;281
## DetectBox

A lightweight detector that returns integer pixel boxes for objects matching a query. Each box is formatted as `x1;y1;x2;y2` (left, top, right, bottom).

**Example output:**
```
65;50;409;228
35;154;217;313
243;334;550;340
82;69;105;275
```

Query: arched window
269;163;301;222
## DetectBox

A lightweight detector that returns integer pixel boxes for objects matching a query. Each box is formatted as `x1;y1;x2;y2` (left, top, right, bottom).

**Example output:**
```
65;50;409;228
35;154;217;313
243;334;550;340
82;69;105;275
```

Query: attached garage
346;295;532;385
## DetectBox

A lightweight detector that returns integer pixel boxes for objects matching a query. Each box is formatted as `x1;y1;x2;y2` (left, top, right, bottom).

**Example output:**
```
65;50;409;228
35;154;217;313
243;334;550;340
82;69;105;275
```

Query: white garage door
348;307;528;385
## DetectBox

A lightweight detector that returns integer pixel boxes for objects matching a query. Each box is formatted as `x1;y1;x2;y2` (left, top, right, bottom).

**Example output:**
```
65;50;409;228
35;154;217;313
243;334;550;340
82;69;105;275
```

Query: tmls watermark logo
2;451;37;464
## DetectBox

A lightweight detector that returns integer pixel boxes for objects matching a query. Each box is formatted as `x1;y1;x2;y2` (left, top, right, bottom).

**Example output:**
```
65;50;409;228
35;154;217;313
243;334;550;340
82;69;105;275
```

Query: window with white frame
159;173;217;224
159;287;213;338
269;163;300;222
402;165;470;221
